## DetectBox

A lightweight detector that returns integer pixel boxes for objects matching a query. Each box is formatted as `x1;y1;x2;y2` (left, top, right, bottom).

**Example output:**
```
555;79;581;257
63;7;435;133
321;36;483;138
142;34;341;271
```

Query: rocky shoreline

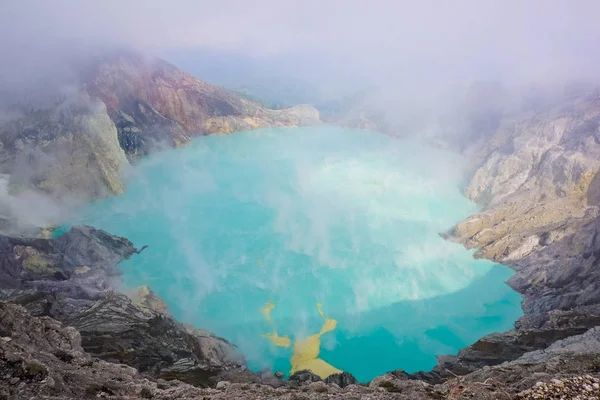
4;291;600;399
429;89;600;379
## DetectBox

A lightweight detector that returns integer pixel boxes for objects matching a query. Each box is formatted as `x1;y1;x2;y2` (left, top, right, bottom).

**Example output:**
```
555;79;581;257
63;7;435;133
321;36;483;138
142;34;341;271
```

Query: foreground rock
5;300;600;399
517;376;600;399
3;290;246;384
0;301;207;400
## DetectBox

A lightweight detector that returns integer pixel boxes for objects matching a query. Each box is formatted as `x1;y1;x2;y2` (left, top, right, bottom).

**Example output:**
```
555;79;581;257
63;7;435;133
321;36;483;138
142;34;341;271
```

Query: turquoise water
69;126;522;382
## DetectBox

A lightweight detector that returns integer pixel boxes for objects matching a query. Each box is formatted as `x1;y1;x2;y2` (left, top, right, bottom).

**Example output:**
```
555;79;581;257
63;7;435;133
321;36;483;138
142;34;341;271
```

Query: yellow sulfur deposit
317;303;326;317
261;301;342;378
262;330;292;347
261;300;275;321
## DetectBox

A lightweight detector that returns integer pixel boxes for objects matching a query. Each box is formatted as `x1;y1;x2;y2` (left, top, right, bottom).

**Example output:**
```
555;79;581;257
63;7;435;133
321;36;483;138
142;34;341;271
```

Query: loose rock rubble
518;376;600;400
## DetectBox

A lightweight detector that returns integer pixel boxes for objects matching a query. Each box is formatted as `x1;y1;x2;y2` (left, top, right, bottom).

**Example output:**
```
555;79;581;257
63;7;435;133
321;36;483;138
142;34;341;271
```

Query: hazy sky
2;1;600;94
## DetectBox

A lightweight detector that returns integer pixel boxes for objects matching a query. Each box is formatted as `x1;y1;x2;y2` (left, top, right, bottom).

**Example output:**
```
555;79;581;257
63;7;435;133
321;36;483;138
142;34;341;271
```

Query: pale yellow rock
2;95;129;201
242;117;259;127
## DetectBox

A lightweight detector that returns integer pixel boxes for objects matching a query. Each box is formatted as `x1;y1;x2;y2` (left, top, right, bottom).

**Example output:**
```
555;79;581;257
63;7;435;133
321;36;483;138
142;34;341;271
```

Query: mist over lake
70;126;522;382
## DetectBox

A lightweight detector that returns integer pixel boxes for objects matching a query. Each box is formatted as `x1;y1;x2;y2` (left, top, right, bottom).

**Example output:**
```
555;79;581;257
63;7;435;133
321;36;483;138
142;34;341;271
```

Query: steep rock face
446;91;600;315
448;92;600;262
85;53;321;147
0;94;129;200
511;325;600;365
431;90;600;378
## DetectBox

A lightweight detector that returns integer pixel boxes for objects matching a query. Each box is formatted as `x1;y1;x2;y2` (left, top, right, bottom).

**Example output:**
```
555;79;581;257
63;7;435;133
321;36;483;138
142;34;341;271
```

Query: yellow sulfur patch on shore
262;302;342;379
292;357;342;378
262;330;291;347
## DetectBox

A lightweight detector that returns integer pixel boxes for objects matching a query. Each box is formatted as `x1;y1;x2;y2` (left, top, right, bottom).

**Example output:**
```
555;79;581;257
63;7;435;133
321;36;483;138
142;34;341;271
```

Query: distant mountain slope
162;48;339;110
0;51;321;210
85;53;320;155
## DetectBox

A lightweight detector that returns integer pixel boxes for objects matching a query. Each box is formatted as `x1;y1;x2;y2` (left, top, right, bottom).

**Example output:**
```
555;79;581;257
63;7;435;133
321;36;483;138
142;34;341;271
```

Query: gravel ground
517;376;600;399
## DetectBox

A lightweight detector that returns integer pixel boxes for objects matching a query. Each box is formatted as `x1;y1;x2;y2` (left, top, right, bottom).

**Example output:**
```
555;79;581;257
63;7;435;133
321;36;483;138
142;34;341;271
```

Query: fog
1;0;600;228
0;0;586;377
3;1;600;94
73;126;522;380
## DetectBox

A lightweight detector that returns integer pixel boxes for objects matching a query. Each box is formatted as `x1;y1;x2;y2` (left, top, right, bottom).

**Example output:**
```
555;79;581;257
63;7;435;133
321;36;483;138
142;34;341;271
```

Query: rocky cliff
449;90;600;310
0;93;128;201
450;91;600;263
416;89;600;383
0;51;321;207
